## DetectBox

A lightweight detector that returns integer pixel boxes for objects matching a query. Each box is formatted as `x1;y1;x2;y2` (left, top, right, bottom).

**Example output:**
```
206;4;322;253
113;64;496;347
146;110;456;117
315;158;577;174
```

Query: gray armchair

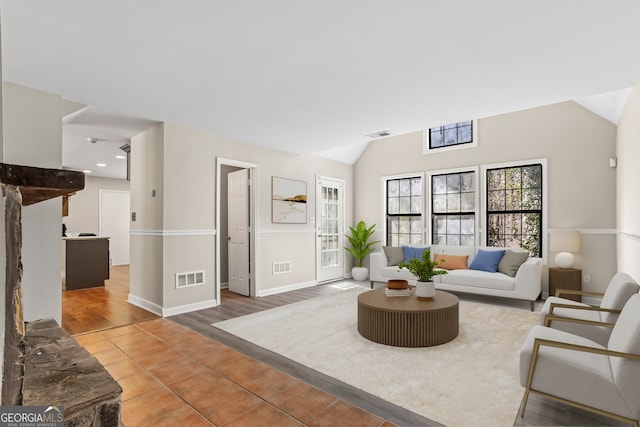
520;294;640;426
540;272;639;345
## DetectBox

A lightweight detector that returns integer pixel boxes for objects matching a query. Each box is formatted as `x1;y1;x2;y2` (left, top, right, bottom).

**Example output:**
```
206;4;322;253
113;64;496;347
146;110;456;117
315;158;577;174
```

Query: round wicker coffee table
357;288;459;347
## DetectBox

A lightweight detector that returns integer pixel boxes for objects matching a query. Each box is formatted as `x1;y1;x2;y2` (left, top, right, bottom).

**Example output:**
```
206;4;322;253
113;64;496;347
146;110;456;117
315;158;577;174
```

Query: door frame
216;157;258;303
315;175;346;283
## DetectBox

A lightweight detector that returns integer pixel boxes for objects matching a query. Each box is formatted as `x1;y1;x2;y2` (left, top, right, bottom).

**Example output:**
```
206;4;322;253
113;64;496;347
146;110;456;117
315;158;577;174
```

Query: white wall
64;175;130;265
356;101;618;295
64;175;130;235
129;122;354;315
616;78;640;280
130;124;164;311
2;82;63;323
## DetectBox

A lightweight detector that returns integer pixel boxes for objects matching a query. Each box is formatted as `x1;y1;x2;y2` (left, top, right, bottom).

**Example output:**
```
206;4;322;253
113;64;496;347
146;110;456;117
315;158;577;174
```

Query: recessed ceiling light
115;155;126;159
83;170;92;174
96;163;107;167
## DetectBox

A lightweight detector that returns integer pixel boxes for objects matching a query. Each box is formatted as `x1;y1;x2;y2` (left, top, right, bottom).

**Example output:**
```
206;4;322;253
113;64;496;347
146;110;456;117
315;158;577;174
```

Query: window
431;171;476;246
385;176;423;246
425;120;476;154
486;164;543;257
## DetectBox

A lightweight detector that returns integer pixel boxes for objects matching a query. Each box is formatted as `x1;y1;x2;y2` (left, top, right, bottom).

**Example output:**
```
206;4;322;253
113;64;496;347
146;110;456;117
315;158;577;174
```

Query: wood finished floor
63;271;629;426
62;265;159;335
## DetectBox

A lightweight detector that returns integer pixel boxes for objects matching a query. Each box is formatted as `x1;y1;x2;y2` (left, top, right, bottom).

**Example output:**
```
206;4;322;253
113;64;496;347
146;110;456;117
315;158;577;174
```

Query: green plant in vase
344;221;380;281
398;249;447;299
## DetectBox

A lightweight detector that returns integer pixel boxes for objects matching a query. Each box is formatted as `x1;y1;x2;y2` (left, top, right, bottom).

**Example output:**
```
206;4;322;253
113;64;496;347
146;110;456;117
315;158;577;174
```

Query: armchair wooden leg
520;390;530;417
521;339;541;418
530;300;534;311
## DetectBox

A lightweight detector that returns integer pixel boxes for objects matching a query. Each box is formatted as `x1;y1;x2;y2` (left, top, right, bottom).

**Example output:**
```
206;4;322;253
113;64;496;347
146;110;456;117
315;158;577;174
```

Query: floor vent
175;270;205;288
272;261;291;275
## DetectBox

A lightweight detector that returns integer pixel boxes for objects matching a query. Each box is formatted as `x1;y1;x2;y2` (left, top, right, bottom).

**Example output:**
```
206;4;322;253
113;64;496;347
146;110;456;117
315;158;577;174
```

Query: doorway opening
99;189;130;266
216;158;257;304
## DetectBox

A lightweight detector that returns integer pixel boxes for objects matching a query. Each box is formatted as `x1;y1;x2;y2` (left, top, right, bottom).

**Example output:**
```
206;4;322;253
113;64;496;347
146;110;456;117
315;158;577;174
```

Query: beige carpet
213;286;539;427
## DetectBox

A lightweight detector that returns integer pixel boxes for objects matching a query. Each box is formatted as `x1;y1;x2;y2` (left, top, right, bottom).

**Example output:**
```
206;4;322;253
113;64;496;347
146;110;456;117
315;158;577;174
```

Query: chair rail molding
618;229;640;241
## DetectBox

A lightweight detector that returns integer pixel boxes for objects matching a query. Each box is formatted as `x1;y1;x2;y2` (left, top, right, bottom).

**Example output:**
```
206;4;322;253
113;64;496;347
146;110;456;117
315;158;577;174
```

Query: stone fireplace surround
1;163;122;425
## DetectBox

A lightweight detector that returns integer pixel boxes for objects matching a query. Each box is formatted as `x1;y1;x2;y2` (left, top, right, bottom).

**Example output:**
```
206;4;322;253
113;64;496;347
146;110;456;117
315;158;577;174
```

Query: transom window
386;176;423;246
486;164;543;257
429;120;473;150
431;171;476;246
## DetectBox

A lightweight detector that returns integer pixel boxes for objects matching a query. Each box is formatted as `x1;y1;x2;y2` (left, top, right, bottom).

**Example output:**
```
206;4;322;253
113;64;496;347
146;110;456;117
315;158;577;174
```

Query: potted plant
398;249;448;299
344;221;380;281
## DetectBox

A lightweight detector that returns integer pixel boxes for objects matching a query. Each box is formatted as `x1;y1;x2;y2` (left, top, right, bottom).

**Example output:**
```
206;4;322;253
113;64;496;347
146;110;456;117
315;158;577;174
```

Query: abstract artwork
272;177;307;223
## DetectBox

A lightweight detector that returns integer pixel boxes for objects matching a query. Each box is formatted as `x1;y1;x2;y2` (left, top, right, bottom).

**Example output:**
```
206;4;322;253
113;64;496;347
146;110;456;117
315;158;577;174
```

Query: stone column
2;184;24;405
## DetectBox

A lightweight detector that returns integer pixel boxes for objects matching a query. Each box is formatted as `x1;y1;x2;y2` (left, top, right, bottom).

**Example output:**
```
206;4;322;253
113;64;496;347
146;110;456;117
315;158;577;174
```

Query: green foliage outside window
486;164;542;257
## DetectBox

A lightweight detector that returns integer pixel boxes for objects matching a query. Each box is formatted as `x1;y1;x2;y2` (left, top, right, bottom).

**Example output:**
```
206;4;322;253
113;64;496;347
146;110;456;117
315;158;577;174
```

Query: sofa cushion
498;249;530;277
382;246;403;266
437;269;516;291
401;246;429;263
434;253;468;270
469;249;506;272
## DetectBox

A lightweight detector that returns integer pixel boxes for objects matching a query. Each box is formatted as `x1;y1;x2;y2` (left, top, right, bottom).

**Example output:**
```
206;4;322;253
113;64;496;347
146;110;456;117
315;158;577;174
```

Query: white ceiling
1;1;639;179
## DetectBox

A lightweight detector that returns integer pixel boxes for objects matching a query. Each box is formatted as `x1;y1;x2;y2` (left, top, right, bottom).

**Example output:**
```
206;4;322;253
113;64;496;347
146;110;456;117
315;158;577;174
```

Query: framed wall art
272;176;307;224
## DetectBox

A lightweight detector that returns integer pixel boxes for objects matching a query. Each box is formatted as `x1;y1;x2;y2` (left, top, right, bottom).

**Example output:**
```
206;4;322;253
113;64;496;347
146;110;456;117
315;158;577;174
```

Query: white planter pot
351;267;368;281
415;281;436;299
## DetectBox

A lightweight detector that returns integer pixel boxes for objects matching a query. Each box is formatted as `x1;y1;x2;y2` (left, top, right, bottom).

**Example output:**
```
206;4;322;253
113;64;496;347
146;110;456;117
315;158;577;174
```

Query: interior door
228;169;250;295
99;190;130;266
316;176;344;283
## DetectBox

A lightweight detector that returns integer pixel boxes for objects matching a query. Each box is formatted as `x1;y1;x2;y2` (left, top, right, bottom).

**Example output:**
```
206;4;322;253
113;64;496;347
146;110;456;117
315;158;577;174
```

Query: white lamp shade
550;230;581;253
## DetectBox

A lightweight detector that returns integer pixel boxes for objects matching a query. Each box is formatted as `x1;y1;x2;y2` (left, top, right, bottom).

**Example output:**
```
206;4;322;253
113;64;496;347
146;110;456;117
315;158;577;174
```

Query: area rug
213;288;539;427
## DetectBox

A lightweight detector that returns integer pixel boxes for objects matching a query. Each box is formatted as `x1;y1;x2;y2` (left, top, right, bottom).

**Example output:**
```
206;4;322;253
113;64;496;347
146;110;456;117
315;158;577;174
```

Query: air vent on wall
175;270;205;288
272;261;291;275
365;130;393;139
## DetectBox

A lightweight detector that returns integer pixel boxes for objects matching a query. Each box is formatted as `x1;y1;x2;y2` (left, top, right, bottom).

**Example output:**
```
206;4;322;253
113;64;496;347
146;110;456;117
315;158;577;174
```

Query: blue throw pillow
401;246;429;263
469;249;506;273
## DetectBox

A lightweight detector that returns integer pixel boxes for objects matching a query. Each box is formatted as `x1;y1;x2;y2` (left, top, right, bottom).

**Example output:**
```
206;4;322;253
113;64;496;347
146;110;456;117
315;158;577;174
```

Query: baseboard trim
161;299;218;317
127;294;218;317
257;280;317;297
127;294;163;316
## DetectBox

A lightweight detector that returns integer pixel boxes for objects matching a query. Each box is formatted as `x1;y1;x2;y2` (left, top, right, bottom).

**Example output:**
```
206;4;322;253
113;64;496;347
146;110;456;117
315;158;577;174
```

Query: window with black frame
428;120;474;150
486;164;543;257
386;176;423;246
431;171;476;246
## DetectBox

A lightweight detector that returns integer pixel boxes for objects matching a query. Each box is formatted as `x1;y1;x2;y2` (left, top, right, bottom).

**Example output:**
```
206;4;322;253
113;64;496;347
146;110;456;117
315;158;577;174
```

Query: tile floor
75;318;396;427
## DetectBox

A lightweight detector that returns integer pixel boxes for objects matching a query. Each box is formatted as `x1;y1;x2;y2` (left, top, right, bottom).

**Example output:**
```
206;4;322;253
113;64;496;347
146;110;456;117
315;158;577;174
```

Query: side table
548;267;582;302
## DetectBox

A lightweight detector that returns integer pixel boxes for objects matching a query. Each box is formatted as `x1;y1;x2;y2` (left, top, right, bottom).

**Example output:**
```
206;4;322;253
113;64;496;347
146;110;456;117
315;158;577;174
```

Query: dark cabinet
62;237;110;290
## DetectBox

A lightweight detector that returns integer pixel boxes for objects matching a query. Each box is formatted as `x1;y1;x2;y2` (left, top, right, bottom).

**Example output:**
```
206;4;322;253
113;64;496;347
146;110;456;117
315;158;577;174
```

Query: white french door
316;176;345;283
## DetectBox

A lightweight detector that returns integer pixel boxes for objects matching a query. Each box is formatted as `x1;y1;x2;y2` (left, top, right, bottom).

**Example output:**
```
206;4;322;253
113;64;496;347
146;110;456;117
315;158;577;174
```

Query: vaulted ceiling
1;1;639;178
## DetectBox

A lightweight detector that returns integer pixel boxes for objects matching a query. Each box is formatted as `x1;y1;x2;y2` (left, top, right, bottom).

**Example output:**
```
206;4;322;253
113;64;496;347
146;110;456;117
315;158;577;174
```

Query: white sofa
370;245;542;310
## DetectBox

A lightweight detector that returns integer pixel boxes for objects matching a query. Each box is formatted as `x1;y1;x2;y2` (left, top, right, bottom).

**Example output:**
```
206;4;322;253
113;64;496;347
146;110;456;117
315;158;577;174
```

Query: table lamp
550;230;581;269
